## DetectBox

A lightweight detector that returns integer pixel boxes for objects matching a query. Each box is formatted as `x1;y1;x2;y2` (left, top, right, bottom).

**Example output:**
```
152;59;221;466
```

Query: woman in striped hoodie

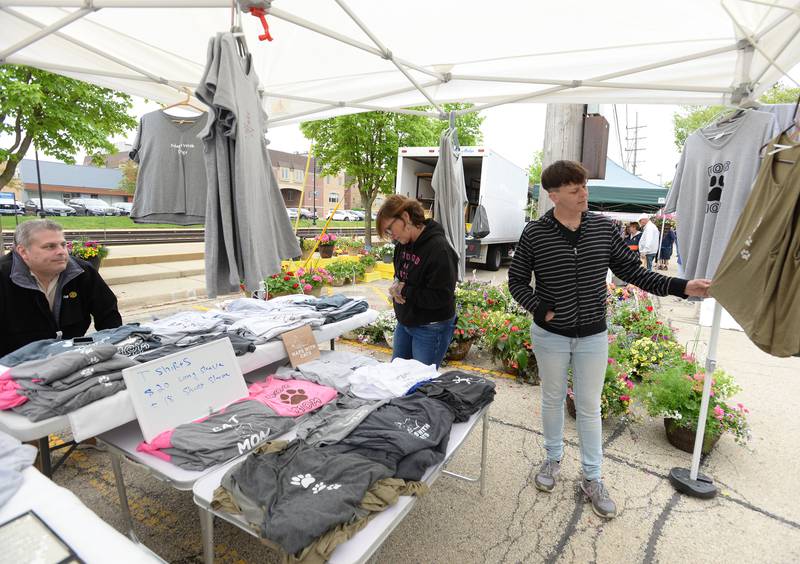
509;160;710;519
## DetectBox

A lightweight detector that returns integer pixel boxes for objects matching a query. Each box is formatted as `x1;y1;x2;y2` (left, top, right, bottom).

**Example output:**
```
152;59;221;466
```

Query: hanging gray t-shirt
196;33;300;297
130;110;208;225
759;103;797;131
665;109;778;279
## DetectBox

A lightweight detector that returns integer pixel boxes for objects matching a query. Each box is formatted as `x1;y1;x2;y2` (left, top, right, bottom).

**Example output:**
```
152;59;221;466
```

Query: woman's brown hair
376;195;426;240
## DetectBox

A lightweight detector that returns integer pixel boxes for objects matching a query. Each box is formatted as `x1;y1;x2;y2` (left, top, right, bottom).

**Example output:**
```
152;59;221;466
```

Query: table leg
330;338;335;350
198;507;214;564
480;409;489;496
109;451;139;542
37;436;52;478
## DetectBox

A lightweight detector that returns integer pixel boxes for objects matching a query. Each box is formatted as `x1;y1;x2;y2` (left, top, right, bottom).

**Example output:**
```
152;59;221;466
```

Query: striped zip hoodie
508;210;687;338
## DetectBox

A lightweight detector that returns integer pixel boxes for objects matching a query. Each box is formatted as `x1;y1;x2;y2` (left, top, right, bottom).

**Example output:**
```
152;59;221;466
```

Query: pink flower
713;405;724;420
303;284;313;293
626;380;634;390
312;275;322;282
619;395;630;402
296;268;305;276
510;326;519;332
607;358;616;365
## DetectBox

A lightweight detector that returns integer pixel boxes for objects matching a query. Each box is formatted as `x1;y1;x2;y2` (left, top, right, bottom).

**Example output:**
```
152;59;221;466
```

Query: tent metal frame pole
450;74;735;94
7;57;183;83
751;19;800;85
723;2;800;87
1;6;181;91
455;42;748;116
738;0;800;16
0;6;93;61
268;6;445;82
332;0;444;115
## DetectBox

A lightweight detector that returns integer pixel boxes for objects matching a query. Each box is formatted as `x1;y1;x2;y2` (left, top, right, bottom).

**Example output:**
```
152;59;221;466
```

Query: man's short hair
541;160;588;192
14;219;64;248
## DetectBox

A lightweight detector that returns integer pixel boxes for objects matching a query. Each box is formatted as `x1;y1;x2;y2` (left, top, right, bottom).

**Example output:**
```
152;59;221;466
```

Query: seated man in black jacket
0;219;122;358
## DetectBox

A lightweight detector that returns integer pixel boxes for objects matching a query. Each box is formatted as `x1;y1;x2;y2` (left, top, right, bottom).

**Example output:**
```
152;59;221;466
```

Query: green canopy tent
532;159;667;213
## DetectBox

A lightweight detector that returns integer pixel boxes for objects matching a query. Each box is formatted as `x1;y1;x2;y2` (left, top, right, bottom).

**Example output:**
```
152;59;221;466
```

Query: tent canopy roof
533;158;668;211
2;1;800;125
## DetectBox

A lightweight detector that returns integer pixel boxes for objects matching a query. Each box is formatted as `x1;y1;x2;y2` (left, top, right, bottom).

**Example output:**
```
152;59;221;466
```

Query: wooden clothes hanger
162;89;206;124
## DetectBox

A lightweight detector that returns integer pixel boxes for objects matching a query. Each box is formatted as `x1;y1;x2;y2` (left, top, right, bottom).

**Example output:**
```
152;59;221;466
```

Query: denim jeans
645;253;657;271
393;316;456;368
531;323;608;481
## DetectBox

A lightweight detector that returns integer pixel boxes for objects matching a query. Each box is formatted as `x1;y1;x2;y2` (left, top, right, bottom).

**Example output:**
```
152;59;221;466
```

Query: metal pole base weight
669;467;717;499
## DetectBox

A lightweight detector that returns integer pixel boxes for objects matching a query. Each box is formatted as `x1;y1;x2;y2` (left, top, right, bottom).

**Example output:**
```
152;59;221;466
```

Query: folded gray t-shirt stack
293;394;387;447
319;393;455;481
220;440;393;555
8;344;136;421
275;350;379;394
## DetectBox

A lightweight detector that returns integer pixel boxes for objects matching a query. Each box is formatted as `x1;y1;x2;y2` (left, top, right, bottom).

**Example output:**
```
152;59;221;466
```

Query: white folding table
0;309;377;478
0;466;164;564
192;405;491;564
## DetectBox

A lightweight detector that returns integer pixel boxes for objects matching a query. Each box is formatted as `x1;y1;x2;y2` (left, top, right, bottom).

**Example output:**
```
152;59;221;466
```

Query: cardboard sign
122;338;248;442
281;325;320;368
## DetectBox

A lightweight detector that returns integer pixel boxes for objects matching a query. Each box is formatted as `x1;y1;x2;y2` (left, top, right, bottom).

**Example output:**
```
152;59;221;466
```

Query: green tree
300;104;484;244
672;82;800;152
118;160;138;195
0;65;136;189
528;149;543;187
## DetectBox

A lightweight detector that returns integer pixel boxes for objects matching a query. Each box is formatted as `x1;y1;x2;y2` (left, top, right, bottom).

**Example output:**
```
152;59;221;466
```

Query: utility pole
625;112;646;176
538;104;585;217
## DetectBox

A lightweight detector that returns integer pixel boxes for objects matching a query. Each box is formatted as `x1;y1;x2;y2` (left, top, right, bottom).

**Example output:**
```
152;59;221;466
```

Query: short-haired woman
376;194;458;368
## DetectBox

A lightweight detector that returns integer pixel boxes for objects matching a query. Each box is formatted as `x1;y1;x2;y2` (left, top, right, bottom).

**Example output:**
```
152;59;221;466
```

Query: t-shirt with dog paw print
247;376;337;417
665;109;778;279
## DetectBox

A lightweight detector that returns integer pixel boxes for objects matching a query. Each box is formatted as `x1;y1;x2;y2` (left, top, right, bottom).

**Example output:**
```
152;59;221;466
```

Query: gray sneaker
581;479;617;519
534;459;561;492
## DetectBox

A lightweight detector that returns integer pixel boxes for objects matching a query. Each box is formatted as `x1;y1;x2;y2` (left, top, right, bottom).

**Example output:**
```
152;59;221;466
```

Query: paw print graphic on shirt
706;161;730;214
290;474;315;488
279;388;308;405
312;482;342;494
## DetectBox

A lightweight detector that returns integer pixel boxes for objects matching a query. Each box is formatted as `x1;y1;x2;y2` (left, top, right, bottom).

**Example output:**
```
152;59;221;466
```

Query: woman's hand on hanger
685;278;712;298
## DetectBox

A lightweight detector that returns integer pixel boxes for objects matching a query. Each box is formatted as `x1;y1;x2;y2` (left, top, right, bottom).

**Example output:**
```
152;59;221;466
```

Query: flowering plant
634;359;750;444
346;238;365;251
451;306;483;343
359;253;377;268
481;310;533;374
295;266;333;292
265;268;302;297
68;239;109;261
455;280;509;312
624;337;684;379
325;259;359;282
315;232;337;245
373;309;397;334
600;358;636;419
376;243;395;258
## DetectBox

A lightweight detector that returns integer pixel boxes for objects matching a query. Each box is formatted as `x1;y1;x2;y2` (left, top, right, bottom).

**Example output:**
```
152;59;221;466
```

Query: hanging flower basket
445;338;474;361
664;418;721;455
319;244;334;258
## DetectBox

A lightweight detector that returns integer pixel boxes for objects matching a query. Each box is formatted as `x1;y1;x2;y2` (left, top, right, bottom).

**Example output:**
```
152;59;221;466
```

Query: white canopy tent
2;0;800;126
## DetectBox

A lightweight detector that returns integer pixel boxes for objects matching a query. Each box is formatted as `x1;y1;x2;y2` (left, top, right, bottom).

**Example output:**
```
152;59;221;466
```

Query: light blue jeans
531;323;608;481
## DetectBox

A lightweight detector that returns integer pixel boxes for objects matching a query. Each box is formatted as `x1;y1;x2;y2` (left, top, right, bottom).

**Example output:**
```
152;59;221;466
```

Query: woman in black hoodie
376;195;458;367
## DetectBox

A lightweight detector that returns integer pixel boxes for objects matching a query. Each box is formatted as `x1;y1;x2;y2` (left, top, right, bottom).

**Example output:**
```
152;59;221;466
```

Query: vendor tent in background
532;159;668;212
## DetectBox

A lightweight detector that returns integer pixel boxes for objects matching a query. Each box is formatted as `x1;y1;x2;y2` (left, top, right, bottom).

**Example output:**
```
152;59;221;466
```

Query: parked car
326;210;358;221
67;198;119;216
24;198;77;216
286;207;299;220
113;202;133;216
299;208;316;219
0;200;24;216
349;210;366;221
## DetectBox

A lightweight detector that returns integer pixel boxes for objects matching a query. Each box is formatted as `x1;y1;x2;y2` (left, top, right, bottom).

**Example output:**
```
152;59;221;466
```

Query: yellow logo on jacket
63;291;78;299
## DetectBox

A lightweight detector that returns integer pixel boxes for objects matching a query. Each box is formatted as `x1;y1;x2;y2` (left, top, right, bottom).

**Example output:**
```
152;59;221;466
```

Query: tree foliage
118;160;138;195
528;149;543;187
299;103;484;244
672;82;800;152
0;65;137;189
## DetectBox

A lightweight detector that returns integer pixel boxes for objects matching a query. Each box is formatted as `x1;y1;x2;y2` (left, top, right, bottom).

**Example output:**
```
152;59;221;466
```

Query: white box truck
395;146;528;270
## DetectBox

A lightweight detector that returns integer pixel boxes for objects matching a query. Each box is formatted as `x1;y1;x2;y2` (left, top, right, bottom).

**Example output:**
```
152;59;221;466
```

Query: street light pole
35;146;46;218
312;155;317;226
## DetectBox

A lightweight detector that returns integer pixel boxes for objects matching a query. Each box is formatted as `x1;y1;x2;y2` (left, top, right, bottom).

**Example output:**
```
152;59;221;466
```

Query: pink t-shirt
247;376;338;417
